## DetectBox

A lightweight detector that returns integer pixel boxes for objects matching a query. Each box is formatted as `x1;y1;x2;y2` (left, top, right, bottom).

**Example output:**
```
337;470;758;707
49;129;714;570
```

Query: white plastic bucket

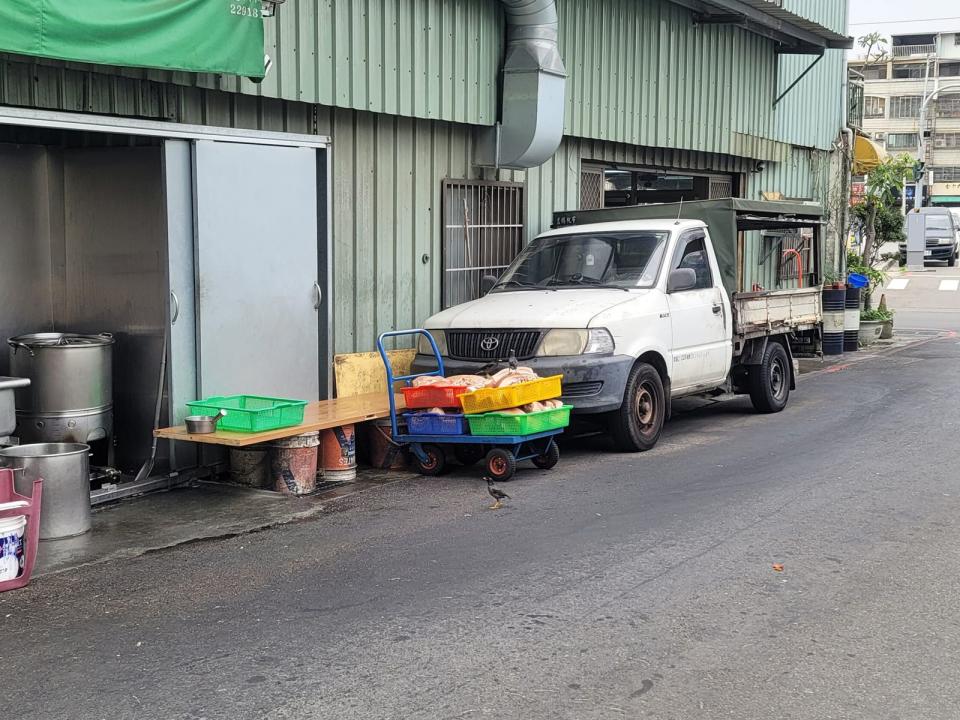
0;515;27;581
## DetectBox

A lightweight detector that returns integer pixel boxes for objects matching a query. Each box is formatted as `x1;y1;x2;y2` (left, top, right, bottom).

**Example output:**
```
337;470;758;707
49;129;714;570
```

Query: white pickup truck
413;199;823;451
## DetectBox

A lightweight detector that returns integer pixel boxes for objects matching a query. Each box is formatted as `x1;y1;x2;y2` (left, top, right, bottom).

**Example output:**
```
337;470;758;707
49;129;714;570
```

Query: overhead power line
849;15;960;26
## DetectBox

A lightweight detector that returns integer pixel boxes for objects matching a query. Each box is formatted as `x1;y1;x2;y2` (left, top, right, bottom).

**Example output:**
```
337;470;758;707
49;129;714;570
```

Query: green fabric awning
0;0;265;78
932;197;960;204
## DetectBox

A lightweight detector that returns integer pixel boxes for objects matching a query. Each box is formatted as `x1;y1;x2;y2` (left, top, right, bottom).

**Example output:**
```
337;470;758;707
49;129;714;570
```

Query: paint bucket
321;425;357;482
843;287;861;352
229;445;270;489
821;287;845;356
362;419;409;470
0;515;26;581
269;432;320;496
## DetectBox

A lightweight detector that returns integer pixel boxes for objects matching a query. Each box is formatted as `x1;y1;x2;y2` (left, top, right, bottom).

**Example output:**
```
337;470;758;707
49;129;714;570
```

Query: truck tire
749;341;790;413
949;250;957;268
610;362;665;452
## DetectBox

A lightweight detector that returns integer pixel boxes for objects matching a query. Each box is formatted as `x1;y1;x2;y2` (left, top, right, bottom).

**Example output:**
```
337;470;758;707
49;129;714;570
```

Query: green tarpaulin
0;0;265;77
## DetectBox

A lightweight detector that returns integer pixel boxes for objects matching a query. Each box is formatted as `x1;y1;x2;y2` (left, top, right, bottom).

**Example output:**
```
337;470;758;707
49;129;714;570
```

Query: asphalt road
882;263;960;331
5;331;960;719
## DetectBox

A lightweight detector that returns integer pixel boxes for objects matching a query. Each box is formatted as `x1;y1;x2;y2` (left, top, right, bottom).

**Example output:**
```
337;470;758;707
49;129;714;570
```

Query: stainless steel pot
8;333;113;414
0;376;30;438
0;442;91;539
184;409;227;434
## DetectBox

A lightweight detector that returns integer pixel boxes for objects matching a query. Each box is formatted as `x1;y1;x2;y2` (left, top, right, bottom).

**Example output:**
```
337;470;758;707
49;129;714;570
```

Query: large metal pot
0;442;91;539
9;333;113;413
0;377;30;439
8;333;114;444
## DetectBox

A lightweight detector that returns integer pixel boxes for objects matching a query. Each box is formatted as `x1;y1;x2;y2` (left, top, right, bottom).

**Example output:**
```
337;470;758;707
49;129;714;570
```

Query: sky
848;0;960;41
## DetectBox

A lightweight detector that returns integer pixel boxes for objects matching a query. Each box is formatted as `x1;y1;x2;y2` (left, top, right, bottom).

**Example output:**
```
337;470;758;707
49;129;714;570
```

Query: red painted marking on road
824;363;851;373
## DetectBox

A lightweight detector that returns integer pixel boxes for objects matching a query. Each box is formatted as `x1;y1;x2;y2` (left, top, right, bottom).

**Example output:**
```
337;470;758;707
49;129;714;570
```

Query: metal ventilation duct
476;0;567;169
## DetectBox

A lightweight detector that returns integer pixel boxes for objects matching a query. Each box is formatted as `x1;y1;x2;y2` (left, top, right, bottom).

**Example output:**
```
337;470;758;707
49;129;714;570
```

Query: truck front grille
447;330;542;361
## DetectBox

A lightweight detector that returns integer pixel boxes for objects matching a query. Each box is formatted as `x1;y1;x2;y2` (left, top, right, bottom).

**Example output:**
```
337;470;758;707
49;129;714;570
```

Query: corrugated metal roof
669;0;851;50
733;0;851;45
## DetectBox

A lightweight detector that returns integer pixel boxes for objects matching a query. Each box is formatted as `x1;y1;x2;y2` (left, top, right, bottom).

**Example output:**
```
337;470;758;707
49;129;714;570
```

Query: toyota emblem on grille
480;336;500;352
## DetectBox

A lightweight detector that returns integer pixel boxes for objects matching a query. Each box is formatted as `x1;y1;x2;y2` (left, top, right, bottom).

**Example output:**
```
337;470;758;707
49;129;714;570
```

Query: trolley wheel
532;439;560;470
485;448;517;482
415;444;447;476
454;444;485;467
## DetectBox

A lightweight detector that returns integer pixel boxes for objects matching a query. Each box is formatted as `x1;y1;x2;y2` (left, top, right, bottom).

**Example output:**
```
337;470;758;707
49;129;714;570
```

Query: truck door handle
313;281;322;310
712;304;722;314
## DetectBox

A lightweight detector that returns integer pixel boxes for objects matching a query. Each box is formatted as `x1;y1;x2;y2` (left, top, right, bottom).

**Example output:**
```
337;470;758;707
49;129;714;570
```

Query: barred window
886;132;918;149
933;133;960;149
893;65;925;79
941;62;960;78
890;96;922;118
932;167;960;183
864;96;886;119
441;180;524;309
936;95;960;118
854;65;888;80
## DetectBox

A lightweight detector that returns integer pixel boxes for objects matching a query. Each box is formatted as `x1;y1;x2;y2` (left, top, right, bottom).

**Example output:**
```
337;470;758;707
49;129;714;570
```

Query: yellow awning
853;135;889;175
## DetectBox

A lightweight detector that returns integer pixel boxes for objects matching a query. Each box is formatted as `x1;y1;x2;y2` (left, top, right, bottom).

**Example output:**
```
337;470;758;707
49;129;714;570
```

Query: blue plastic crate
403;412;469;435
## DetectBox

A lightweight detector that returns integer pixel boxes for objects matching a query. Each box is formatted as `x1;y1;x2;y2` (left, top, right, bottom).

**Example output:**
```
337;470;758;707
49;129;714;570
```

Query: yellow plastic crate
458;375;563;414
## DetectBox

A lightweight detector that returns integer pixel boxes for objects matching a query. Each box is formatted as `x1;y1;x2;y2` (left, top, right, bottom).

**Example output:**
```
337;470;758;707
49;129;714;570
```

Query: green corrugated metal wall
559;0;779;158
3;0;839;156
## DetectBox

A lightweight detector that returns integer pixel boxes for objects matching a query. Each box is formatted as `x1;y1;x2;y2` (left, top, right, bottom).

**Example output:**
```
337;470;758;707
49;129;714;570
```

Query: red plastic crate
401;384;469;409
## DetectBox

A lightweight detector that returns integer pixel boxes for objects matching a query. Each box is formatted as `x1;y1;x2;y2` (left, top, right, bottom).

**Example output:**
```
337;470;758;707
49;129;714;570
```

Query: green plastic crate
465;405;572;436
186;395;308;433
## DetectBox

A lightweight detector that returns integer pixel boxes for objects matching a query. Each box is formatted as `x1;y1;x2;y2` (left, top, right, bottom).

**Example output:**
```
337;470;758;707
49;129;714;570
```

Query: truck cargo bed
732;286;822;341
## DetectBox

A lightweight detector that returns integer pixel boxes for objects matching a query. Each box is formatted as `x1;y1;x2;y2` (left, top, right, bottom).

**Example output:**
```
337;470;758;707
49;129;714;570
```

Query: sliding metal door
192;140;321;400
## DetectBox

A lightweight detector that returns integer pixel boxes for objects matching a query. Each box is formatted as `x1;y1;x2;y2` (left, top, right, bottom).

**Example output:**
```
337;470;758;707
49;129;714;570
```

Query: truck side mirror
667;268;697;293
480;275;499;294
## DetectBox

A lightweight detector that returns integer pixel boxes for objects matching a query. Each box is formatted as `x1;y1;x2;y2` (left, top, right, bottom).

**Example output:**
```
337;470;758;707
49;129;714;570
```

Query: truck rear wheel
749;341;790;413
610;362;665;452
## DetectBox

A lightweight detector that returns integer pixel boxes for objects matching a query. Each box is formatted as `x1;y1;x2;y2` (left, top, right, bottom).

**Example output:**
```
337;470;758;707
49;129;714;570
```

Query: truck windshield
493;231;669;291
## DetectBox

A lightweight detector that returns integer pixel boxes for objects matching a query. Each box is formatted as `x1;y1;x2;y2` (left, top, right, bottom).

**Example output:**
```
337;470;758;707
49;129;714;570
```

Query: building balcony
892;44;937;57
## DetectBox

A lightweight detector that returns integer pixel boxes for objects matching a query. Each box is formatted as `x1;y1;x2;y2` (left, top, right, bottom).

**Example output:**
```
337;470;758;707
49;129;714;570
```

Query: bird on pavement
485;476;510;510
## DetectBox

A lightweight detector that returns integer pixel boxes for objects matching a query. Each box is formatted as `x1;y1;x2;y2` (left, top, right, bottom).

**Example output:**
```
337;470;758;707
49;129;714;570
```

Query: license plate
925;251;932;257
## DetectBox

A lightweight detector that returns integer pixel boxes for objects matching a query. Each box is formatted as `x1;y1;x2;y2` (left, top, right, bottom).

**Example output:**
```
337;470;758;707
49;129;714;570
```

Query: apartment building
850;31;960;207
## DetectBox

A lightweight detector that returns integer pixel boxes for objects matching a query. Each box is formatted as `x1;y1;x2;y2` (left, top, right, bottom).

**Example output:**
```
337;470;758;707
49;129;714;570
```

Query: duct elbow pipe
476;0;567;169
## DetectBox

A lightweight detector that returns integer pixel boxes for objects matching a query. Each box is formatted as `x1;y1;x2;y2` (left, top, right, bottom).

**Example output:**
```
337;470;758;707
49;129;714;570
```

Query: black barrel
843;287;861;352
821;287;845;355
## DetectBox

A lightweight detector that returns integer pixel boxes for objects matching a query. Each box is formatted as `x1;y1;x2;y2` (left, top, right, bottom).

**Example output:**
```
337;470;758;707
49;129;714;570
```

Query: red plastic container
401;384;469;409
0;468;42;593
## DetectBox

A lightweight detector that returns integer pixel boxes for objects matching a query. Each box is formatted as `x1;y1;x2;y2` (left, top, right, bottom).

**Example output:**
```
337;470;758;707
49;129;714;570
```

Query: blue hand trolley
376;330;563;481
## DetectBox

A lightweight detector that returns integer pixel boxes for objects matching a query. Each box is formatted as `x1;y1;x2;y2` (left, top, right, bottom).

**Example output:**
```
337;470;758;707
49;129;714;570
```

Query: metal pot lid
8;332;114;349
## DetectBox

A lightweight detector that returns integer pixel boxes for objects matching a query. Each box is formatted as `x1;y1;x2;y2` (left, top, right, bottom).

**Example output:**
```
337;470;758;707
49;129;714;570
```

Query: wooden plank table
154;392;405;448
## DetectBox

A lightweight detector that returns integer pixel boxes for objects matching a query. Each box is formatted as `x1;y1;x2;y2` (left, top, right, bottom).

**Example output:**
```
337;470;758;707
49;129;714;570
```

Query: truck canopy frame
552;198;825;296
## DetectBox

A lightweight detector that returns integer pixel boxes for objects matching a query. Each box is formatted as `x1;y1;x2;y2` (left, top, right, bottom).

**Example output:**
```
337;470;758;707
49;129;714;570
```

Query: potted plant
822;271;845;290
859;307;892;346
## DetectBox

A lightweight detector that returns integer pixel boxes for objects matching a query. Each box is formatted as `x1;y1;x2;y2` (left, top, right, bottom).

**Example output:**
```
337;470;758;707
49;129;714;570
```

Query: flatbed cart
376;329;563;481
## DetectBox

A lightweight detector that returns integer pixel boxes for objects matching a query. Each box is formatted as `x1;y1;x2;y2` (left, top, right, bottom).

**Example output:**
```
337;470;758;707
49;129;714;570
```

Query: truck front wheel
610;362;665;452
749;341;790;413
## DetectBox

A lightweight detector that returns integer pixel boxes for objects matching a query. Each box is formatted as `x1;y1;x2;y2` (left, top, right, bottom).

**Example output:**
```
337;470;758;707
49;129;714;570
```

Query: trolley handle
376;329;447;439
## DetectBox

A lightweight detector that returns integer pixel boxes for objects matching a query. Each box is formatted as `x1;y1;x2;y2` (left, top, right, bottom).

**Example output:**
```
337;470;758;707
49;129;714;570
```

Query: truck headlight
418;330;447;355
938;238;954;245
536;329;614;356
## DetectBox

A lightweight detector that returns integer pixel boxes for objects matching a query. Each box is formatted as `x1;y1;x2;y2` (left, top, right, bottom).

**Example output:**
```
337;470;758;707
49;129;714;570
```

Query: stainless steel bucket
0;443;91;539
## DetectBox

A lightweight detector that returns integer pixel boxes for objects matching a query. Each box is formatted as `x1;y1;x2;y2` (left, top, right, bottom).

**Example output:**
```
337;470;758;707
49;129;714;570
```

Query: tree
858;154;915;266
857;32;889;67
